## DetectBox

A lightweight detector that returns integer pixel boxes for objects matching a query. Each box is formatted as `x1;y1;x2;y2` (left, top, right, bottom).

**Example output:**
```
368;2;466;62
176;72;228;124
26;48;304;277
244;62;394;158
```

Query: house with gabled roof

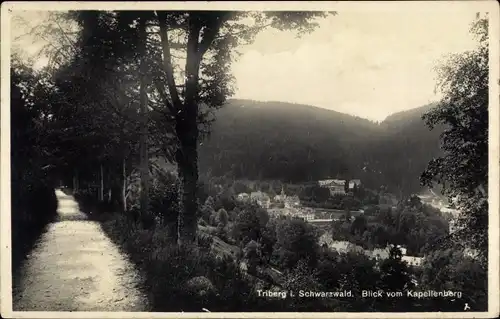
318;179;346;195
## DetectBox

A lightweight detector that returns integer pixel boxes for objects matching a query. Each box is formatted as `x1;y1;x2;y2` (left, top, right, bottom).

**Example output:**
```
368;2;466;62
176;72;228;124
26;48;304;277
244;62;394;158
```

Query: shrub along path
13;189;149;311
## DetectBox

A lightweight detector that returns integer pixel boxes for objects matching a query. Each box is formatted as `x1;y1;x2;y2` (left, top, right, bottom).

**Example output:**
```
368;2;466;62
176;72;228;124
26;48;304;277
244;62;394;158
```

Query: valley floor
12;190;149;312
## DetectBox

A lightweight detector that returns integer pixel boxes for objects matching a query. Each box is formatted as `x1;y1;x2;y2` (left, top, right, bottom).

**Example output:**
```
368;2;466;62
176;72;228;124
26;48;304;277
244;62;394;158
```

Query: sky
10;9;479;122
231;11;479;121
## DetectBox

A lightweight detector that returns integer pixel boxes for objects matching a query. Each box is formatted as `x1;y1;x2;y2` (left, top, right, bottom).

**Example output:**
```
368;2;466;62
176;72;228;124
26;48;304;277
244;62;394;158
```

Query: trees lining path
13;189;149;312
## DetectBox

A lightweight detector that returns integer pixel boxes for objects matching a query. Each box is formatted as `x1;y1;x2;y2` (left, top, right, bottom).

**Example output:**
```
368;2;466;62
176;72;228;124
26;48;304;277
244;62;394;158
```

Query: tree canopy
52;10;333;245
420;14;489;264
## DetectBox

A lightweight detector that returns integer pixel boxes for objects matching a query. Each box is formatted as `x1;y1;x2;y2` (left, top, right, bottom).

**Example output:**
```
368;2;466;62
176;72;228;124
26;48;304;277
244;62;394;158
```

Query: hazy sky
232;11;479;121
10;9;479;121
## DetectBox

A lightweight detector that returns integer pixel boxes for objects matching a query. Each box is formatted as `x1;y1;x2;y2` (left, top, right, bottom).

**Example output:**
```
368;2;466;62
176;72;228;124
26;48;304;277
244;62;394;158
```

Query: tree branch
155;11;182;109
213;22;273;42
148;102;173;121
183;16;203;106
199;14;229;57
147;36;186;50
54;18;79;54
153;79;176;115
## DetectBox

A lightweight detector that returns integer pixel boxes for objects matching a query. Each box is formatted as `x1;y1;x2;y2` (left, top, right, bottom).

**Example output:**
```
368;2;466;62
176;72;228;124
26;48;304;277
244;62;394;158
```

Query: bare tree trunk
138;17;149;218
73;168;79;192
99;164;104;201
122;158;127;212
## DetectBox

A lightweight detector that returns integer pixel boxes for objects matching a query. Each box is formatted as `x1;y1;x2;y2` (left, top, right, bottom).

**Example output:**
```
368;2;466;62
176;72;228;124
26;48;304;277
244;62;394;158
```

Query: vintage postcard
1;1;499;318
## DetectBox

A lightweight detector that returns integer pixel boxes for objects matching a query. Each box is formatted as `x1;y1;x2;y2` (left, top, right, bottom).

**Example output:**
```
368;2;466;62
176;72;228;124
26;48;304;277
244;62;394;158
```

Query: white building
330;179;346;195
364;245;423;267
318;179;361;195
403;256;424;267
348;179;362;189
250;191;271;209
284;195;301;208
366;247;390;261
318;179;335;187
273;187;300;208
274;186;287;202
237;193;250;202
318;235;425;267
318;179;346;195
302;214;315;221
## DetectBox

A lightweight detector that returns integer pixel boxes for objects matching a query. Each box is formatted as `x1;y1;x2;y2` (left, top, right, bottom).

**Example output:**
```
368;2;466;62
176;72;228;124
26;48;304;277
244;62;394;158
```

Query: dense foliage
11;58;58;274
97;173;486;311
420;15;489;265
330;195;449;256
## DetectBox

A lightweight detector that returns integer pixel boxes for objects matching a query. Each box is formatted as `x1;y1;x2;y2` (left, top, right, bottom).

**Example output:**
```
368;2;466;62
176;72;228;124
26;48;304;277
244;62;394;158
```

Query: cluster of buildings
318;179;362;196
237;188;327;223
236;187;301;210
236;178;362;210
319;234;424;267
236;180;366;222
237;191;272;208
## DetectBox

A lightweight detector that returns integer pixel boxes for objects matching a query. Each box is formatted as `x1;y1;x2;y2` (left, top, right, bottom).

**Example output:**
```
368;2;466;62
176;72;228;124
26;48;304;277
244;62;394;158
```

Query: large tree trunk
138;17;149;218
109;160;126;213
157;12;224;246
175;119;199;246
175;18;204;247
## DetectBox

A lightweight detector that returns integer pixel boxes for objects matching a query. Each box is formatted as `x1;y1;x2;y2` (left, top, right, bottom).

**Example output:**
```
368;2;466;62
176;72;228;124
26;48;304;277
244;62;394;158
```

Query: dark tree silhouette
420;14;489;264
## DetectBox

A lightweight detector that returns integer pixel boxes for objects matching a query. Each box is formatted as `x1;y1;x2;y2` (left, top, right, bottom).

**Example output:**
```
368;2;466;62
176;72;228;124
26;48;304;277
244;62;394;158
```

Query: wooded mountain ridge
198;99;444;195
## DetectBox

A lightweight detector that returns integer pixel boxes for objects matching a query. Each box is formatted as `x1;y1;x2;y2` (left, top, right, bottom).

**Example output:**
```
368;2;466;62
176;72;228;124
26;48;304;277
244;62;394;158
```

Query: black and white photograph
1;1;499;317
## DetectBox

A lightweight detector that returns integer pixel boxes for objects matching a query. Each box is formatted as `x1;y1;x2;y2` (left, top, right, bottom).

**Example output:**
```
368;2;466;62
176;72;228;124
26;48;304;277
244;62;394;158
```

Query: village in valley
236;179;364;220
230;177;455;269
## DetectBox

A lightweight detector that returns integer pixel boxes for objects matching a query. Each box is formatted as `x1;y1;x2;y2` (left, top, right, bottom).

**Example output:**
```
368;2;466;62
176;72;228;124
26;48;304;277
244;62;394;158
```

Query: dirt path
13;189;149;312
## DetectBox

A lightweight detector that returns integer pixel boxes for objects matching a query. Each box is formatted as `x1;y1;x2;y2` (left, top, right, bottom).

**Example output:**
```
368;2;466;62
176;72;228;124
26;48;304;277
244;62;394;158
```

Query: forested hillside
367;103;444;195
199;99;443;195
